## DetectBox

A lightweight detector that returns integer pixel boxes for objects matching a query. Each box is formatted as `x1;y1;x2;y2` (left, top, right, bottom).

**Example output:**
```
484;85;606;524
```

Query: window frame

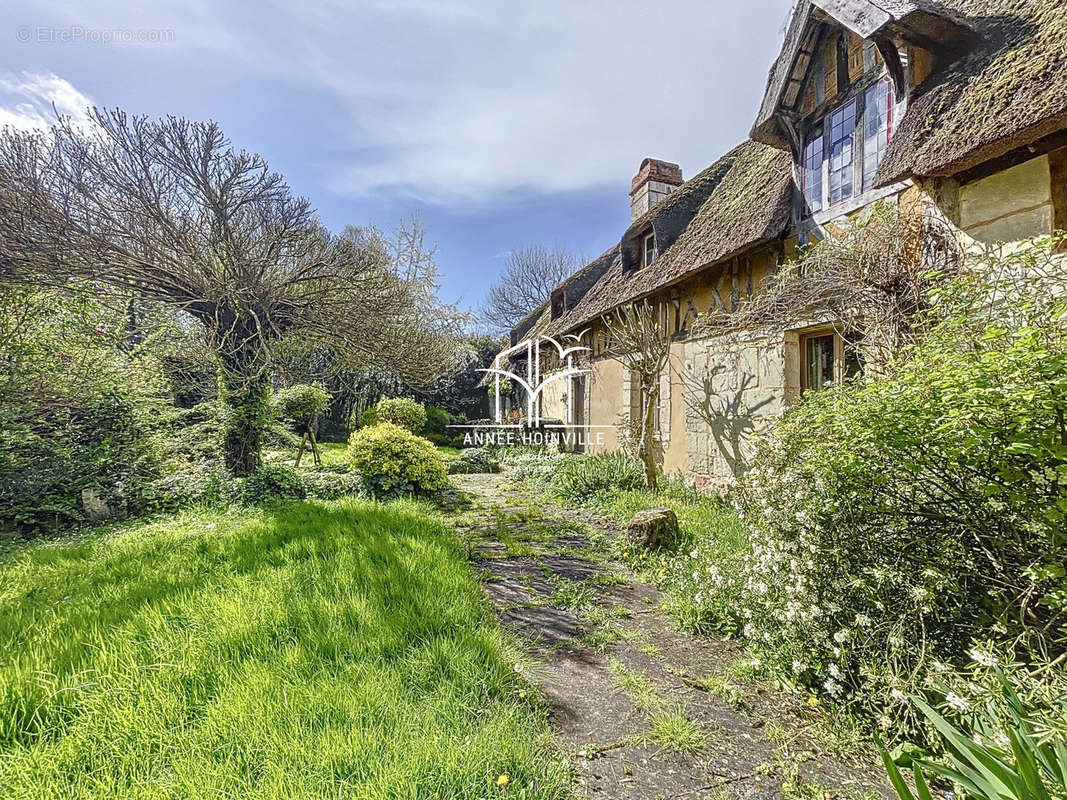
800;330;837;393
796;32;896;219
800;328;864;392
861;76;893;191
828;99;857;206
802;129;825;217
642;232;656;268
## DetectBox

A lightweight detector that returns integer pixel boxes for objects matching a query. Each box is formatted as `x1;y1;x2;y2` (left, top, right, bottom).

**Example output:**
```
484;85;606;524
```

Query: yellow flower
496;773;510;788
807;696;819;707
518;690;527;699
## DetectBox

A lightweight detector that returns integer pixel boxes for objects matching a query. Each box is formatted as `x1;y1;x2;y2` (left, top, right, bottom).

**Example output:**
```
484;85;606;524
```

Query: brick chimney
629;158;683;221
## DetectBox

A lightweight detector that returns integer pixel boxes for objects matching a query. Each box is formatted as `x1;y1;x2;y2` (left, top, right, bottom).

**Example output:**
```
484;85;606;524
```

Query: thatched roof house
546;142;792;337
484;0;1066;486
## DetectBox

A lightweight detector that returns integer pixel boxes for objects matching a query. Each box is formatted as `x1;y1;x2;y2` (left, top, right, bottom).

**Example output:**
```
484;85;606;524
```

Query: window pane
829;101;855;205
803;133;823;215
863;79;891;190
644;235;655;266
805;334;835;391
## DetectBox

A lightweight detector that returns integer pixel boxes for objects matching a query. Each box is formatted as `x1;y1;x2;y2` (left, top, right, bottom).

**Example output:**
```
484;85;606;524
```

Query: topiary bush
273;383;329;427
237;464;306;504
347;423;448;497
373;397;426;434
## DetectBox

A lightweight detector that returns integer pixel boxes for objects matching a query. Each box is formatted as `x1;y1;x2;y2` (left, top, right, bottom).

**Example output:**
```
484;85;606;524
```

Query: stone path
451;473;893;800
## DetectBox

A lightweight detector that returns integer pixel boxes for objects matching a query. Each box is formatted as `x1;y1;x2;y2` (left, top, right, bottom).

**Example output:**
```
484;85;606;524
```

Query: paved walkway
451;473;892;800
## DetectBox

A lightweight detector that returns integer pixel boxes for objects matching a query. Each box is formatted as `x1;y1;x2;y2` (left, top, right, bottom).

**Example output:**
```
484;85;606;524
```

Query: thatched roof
546;141;793;336
548;247;617;313
512;301;550;344
753;0;975;150
876;0;1067;183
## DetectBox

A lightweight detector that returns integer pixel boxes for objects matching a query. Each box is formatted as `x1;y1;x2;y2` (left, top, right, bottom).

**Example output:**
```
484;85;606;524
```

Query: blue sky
0;0;795;316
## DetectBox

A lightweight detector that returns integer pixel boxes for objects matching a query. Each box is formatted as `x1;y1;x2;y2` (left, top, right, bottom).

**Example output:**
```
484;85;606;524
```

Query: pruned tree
695;205;963;368
481;244;582;335
0;109;464;474
601;300;670;490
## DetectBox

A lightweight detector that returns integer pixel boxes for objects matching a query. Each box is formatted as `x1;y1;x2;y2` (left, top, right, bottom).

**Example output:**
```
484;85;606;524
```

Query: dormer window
862;78;892;190
550;288;566;320
802;130;824;214
800;72;894;218
642;232;656;267
828;100;856;205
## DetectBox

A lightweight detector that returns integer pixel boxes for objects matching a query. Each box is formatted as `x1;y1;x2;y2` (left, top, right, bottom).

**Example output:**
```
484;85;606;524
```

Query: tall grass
579;476;751;634
0;499;571;799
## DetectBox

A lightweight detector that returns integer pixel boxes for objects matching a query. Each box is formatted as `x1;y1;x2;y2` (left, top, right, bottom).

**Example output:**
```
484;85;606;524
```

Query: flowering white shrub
678;240;1067;734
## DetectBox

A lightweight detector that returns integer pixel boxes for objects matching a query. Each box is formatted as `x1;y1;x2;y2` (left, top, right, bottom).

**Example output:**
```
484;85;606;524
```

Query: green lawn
0;499;571;799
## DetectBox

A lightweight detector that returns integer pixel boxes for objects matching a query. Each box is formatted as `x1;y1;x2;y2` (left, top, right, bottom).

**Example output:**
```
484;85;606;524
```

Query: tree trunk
640;381;659;491
218;347;271;477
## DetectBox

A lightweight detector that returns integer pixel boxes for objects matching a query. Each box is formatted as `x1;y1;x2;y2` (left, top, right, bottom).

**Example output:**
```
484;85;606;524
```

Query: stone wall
679;331;797;493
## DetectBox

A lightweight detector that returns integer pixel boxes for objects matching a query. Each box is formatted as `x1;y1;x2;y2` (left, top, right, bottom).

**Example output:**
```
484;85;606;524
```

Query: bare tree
481;245;582;334
0;109;464;474
601;300;670;490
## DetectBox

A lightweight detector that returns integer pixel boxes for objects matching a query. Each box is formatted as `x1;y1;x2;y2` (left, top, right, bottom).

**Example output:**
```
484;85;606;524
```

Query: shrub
238;464;306;504
690;239;1067;730
143;464;235;510
0;391;159;529
373;397;426;433
0;285;160;530
302;470;364;500
424;405;452;438
272;384;329;427
358;407;378;429
423;406;458;447
551;453;645;504
446;447;501;474
347;423;448;497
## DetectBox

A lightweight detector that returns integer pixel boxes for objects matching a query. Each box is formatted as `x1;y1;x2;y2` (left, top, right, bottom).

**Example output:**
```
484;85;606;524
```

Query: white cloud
3;0;795;203
0;72;95;131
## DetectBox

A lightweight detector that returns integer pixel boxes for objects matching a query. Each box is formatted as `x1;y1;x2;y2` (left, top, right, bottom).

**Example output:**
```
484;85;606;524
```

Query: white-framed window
862;77;892;191
642;232;656;267
828;100;856;205
802;131;824;216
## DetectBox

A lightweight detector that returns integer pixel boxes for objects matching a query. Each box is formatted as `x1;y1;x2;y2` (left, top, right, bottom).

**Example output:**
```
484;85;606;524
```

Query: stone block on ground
626;507;680;550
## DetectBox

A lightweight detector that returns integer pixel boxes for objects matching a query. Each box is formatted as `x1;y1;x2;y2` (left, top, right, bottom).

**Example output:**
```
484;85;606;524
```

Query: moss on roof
547;140;792;335
877;0;1067;182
